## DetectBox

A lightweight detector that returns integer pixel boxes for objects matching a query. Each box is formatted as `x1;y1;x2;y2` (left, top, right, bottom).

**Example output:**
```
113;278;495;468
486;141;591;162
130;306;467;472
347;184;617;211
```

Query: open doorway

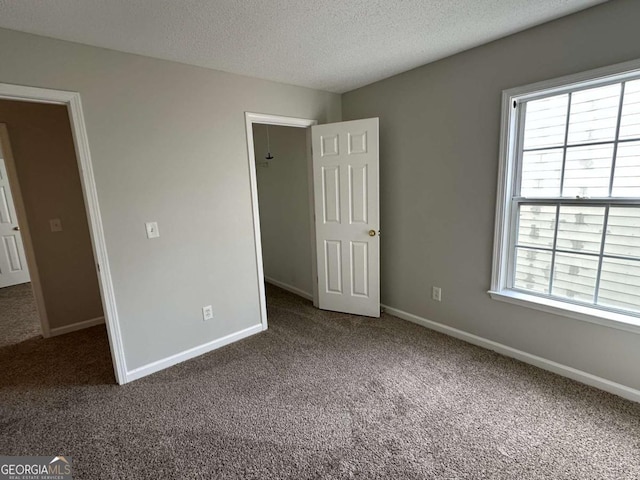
253;122;315;301
245;113;381;328
0;124;37;347
244;113;318;330
0;98;115;383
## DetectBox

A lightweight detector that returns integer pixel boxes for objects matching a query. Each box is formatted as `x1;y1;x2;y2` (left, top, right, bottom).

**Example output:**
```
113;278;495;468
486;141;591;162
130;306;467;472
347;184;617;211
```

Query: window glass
500;74;640;317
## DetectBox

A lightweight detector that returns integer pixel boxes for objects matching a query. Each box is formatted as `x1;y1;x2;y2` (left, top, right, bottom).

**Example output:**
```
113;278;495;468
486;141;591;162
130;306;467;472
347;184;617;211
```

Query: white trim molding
244;112;318;333
489;290;640;335
126;324;263;382
0;82;128;385
264;276;313;301
382;304;640;403
49;316;105;337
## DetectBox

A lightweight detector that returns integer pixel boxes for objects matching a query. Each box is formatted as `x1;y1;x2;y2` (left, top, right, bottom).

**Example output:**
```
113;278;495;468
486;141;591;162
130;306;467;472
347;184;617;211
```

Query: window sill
488;289;640;335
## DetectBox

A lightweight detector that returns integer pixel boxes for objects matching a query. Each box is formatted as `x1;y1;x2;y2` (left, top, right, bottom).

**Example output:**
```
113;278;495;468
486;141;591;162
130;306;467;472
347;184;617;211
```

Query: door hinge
97;263;101;272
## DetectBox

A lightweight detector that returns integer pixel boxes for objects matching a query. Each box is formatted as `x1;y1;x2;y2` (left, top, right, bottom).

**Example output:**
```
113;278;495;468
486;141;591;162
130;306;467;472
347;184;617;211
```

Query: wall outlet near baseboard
432;286;442;302
202;305;214;321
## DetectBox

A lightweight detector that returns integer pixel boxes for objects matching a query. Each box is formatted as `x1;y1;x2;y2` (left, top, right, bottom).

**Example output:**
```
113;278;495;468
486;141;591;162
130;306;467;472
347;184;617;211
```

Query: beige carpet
0;283;41;347
1;283;639;479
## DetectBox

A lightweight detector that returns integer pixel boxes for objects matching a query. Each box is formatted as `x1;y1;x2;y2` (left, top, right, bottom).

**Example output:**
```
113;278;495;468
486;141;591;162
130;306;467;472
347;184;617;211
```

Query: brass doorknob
13;226;20;231
368;230;376;237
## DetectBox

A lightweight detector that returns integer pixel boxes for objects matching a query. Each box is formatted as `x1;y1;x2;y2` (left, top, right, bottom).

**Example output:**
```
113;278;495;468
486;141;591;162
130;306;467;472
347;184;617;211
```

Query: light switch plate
50;218;63;232
145;221;160;239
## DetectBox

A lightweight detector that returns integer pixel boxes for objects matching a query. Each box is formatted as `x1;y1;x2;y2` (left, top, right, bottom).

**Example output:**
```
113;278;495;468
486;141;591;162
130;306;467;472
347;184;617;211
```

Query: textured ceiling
0;0;605;93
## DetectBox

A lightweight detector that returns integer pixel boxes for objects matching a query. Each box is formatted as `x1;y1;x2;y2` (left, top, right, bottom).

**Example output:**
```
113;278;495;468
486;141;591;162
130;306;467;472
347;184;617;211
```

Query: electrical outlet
432;286;442;302
202;305;213;321
50;218;63;232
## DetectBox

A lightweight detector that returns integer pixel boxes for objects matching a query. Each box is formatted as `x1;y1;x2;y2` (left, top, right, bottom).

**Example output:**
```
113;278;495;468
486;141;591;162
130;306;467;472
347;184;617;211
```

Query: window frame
490;58;640;334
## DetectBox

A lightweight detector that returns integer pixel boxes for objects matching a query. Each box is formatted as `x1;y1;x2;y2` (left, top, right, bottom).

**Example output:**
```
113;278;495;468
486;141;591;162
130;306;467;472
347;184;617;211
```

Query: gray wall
0;27;340;371
253;124;313;296
342;0;640;390
0;99;103;328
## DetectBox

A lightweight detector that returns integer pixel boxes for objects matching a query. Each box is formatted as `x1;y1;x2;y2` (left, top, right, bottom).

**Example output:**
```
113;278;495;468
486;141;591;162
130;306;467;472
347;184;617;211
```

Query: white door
312;118;379;317
0;157;30;288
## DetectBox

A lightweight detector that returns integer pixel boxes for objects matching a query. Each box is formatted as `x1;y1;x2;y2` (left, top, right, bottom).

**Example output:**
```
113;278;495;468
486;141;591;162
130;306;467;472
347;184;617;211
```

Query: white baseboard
125;324;263;383
264;276;313;301
382;304;640;403
49;316;105;337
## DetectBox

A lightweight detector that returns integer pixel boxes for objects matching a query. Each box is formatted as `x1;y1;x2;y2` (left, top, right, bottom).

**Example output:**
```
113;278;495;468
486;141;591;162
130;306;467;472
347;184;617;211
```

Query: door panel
349;164;368;224
322;166;341;223
350;241;368;297
3;235;23;271
325;240;343;293
312;118;379;317
0;158;30;288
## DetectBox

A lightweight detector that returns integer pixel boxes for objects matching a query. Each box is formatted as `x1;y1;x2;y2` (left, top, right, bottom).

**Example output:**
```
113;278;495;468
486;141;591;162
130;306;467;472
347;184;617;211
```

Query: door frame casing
244;112;319;330
0;82;127;385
